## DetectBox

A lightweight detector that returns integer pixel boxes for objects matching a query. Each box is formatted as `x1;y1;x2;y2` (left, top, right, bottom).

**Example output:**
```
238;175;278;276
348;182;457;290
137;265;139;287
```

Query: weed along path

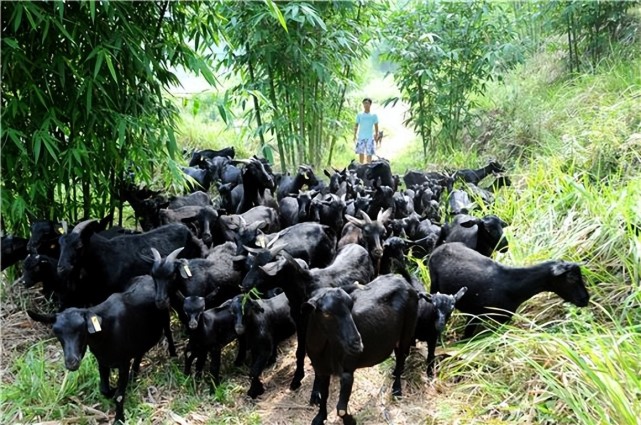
375;102;416;161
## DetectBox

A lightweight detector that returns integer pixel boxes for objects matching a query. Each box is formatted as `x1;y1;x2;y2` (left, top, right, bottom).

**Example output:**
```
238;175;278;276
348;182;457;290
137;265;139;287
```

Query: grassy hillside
1;22;640;425
392;36;640;424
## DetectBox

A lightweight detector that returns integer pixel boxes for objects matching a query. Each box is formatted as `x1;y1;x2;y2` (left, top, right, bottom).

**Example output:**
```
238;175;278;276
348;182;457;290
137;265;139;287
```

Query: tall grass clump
0;341;103;423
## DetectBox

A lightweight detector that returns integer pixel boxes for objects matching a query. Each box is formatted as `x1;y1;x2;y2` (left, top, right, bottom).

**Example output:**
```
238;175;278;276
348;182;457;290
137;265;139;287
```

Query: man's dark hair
362;98;372;104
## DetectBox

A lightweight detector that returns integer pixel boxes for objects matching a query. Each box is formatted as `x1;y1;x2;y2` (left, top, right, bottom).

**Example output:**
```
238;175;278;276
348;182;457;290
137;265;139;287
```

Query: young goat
229;293;296;398
181;295;245;384
429;242;590;338
27;276;175;425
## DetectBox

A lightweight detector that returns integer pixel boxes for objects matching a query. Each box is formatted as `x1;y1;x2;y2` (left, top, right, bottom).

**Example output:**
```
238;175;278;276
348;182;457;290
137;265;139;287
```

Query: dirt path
375;102;415;161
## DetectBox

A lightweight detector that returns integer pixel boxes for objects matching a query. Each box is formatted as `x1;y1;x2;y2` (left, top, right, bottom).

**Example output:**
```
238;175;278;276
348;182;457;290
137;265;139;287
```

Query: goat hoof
248;385;265;399
311;414;327;425
100;387;115;398
342;414;356;425
309;391;321;406
289;379;302;391
391;387;402;397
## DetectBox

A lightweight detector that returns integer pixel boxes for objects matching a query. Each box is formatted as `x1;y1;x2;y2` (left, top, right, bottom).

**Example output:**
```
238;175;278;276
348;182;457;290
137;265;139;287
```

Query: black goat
159;205;219;247
117;184;169;231
453;160;505;185
303;274;418;425
182;165;215;193
1;234;28;270
439;214;508;257
340;208;392;274
168;191;212;209
429;242;590;338
242;244;374;394
235;222;336;276
276;165;318;200
188;146;236;167
21;253;64;304
234;158;275;214
27;276;175;424
409;277;467;377
229;293;296;398
151;244;241;313
448;189;473;216
57;220;205;306
181;296;245;383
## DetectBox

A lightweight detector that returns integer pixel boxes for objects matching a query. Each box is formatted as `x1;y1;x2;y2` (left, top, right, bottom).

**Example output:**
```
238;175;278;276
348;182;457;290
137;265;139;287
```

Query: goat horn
269;243;287;257
167;247;184;262
266;233;281;249
377;207;393;223
359;210;373;224
243;245;264;254
151;248;162;263
345;214;365;227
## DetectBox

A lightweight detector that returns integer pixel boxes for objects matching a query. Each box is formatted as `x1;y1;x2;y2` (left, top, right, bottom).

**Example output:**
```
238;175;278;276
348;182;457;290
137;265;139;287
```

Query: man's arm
375;123;380;141
354;123;359;141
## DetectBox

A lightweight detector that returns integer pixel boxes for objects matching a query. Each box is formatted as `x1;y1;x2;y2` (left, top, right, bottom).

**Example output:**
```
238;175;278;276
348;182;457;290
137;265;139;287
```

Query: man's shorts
355;138;375;156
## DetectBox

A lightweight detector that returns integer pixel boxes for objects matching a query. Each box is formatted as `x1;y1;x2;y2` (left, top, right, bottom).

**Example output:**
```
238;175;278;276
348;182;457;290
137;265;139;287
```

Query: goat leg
247;347;270;399
163;313;177;357
337;371;356;425
184;344;195;375
233;336;246;366
309;375;322;406
426;332;438;378
99;364;114;398
290;330;306;390
210;347;222;385
311;374;331;425
112;363;130;425
391;346;406;397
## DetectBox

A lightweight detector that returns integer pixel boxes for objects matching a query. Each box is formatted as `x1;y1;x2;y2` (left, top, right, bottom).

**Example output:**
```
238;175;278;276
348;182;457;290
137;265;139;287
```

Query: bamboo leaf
104;54;118;83
94;49;104;78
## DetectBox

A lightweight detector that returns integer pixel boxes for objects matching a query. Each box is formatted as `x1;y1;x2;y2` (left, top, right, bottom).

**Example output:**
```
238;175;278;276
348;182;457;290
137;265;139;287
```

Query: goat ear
458;217;480;228
86;313;103;334
454;287;467;301
204;287;220;304
301;300;316;315
551;262;573;276
419;293;432;303
259;258;286;276
27;310;56;324
345;214;365;228
324;169;331;178
176;290;186;304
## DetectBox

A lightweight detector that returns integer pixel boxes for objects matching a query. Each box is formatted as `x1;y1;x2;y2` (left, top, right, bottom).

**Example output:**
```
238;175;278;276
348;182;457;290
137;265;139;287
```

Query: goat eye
321;312;331;319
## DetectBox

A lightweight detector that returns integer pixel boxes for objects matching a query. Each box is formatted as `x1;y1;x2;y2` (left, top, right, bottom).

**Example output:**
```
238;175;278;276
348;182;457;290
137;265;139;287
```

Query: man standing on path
354;97;380;164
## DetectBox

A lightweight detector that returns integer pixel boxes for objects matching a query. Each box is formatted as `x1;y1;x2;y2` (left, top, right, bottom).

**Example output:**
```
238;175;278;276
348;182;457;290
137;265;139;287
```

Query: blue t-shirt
356;112;378;140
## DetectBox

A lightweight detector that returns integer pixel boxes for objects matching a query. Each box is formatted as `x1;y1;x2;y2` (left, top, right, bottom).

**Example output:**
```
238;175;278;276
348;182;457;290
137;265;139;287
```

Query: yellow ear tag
91;316;102;332
57;227;65;234
184;264;192;278
257;235;267;248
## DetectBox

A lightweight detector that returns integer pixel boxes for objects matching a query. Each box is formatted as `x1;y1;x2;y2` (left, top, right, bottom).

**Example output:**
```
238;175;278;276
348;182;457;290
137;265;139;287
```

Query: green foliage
546;0;640;73
381;0;519;160
213;1;386;171
1;1;217;233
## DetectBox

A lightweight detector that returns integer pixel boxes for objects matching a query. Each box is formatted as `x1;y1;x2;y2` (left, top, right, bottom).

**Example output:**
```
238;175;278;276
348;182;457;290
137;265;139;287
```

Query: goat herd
2;147;591;425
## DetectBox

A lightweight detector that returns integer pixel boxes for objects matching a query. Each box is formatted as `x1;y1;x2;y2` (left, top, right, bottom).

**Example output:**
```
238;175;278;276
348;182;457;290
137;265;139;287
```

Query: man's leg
365;155;372;164
359;153;365;164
